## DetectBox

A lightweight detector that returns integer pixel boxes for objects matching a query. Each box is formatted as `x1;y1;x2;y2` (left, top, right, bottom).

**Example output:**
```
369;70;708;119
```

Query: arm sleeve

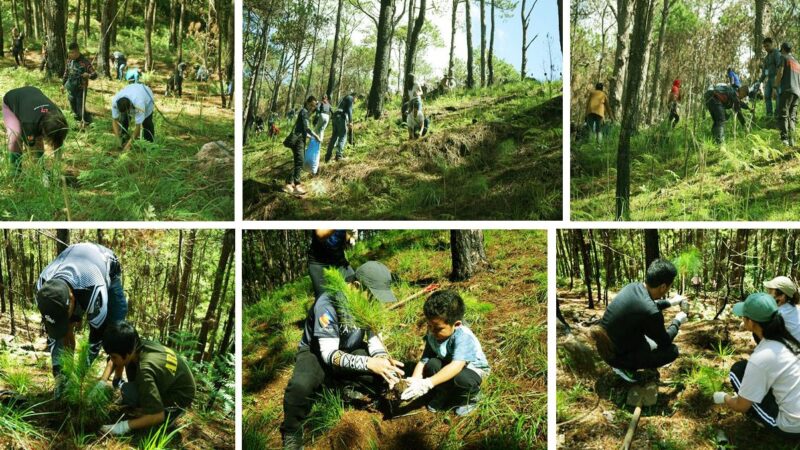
643;312;676;349
451;331;476;362
318;337;342;365
303;110;312;134
86;60;98;80
655;300;672;311
324;230;346;250
420;336;436;364
320;336;370;372
367;332;388;357
737;360;769;403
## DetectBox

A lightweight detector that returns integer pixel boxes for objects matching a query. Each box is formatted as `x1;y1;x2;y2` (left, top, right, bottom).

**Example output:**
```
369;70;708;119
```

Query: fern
323;267;389;333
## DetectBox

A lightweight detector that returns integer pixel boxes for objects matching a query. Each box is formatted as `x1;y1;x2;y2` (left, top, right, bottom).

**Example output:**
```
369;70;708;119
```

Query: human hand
100;420;130;436
367;357;404;385
400;377;433;401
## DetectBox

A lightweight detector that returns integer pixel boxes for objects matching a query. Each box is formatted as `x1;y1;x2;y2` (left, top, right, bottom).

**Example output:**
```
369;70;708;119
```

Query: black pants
290;135;305;184
611;337;679;371
423;357;482;406
729;360;799;435
669;101;680;128
778;91;798;142
705;94;746;144
308;262;353;300
119;112;155;143
67;88;93;123
12;49;22;66
281;347;392;436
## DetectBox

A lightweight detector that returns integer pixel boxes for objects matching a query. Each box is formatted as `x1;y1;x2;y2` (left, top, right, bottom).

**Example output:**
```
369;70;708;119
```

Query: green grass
571;102;800;221
138;419;187;450
304;388;345;439
244;80;561;220
0;400;45;447
683;364;726;396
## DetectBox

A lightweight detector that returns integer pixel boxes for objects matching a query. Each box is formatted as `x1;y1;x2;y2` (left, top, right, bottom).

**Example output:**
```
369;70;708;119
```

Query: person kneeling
100;321;196;436
713;292;800;436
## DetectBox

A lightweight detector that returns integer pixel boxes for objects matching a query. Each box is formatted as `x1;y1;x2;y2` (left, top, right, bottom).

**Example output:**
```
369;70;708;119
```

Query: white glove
675;311;688;324
713;392;728;404
100;420;131;436
400;377;433;401
668;294;686;307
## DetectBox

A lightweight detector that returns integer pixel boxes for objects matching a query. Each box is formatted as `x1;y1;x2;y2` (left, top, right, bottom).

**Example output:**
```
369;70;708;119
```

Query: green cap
732;292;778;322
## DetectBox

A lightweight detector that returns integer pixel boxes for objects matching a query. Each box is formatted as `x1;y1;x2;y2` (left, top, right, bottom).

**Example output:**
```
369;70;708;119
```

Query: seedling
59;337;113;429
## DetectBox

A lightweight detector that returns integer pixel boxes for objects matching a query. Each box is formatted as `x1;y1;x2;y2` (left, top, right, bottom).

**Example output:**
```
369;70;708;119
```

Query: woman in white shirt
764;276;800;342
713;292;800;436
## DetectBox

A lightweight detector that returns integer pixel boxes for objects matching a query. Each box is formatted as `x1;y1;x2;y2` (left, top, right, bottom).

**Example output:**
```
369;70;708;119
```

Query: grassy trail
0;38;233;221
243;231;548;449
244;81;562;220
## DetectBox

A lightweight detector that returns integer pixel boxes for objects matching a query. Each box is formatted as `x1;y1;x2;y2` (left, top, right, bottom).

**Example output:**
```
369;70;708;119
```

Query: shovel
621;382;658;450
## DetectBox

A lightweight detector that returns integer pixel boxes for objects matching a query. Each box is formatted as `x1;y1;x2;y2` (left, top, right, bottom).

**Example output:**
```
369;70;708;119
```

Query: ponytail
758;313;800;356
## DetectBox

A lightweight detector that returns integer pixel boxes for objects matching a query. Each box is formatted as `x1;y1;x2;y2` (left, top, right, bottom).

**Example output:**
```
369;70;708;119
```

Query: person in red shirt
668;79;681;128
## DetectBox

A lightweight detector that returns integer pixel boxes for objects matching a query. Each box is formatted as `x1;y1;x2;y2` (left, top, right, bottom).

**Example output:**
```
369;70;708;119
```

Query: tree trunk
609;0;632;115
521;0;538;80
4;231;15;335
447;0;458;79
143;0;156;72
480;0;486;87
326;0;344;98
577;230;595;309
367;0;396;119
450;230;488;281
401;0;426;115
488;0;495;86
195;230;234;362
173;230;196;333
465;0;474;88
169;0;178;50
72;0;81;44
646;0;671;123
644;229;660;268
56;229;70;254
44;0;67;77
177;0;186;62
97;0;116;78
753;0;768;76
83;0;91;43
615;0;655;219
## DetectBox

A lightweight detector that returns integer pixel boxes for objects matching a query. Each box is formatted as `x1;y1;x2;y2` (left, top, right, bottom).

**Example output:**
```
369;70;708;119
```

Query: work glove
100;420;131;436
400;377;433;401
713;392;728;404
668;294;686;307
675;312;688;325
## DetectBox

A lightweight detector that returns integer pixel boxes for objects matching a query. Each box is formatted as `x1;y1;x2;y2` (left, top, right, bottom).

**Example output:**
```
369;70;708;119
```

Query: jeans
778;91;799;142
119;112;155;143
325;112;347;162
765;76;781;116
669;101;680;128
116;63;127;81
50;276;128;374
315;112;330;143
586;113;603;141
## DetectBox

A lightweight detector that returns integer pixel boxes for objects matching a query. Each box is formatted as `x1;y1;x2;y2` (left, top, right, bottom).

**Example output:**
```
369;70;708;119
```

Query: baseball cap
781;42;793;52
36;279;71;339
354;261;397;303
732;292;778;322
763;276;797;297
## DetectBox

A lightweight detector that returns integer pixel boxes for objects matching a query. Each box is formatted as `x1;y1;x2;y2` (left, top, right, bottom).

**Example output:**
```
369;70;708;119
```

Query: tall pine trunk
450;230;488;281
367;0;395;118
326;0;344;98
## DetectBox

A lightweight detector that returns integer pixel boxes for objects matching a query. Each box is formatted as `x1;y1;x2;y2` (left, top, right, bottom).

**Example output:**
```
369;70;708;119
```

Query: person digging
280;261;404;450
591;259;688;383
35;243;129;399
111;83;156;152
704;83;752;145
99;321;196;437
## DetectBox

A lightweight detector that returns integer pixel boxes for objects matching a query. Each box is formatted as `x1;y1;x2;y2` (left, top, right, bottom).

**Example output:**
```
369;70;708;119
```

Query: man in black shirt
595;259;688;382
2;87;69;174
284;96;320;196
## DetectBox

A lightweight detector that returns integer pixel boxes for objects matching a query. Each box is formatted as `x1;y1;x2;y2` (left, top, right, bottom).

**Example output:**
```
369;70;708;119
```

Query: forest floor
243;81;562;220
0;32;234;221
571;102;800;221
0;310;234;449
556;288;800;450
243;231;548;449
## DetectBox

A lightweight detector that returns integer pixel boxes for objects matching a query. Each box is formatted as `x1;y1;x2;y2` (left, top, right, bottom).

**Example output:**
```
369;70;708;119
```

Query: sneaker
282;431;304;450
782;139;791;147
455;392;482;416
612;367;638;383
426;391;449;412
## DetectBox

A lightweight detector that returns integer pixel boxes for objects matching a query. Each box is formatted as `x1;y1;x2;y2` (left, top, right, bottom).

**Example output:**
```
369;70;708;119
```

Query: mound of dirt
321;410;378;450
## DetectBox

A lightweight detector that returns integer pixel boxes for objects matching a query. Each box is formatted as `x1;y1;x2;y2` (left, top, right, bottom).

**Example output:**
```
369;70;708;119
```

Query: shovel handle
621;405;642;450
388;283;440;310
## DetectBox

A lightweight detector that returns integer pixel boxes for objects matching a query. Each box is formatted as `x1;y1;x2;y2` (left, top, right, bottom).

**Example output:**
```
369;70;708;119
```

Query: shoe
282;430;304;450
782;139;790;147
455;392;482;416
282;184;295;194
612;367;638;383
294;185;307;195
426;390;449;412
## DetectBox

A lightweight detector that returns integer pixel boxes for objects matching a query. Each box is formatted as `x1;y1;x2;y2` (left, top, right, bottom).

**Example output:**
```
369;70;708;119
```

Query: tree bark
644;229;660;268
326;0;345;98
450;230;488;281
143;0;156;72
401;0;426;115
97;0;116;78
195;230;234;362
173;230;196;333
4;231;15;335
577;230;595;309
447;0;458;79
480;0;486;87
608;0;632;115
367;0;396;119
646;0;671;123
56;229;70;255
44;0;67;77
465;0;474;88
488;0;495;86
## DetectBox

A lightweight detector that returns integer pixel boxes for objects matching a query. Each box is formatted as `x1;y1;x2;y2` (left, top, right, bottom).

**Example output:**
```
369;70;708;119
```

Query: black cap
354;261;397;303
36;279;71;339
782;42;792;52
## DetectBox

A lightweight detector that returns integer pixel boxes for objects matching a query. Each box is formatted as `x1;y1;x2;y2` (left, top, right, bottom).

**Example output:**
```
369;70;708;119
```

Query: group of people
34;243;196;437
583;37;799;147
592;259;800;437
277;82;431;196
280;230;489;450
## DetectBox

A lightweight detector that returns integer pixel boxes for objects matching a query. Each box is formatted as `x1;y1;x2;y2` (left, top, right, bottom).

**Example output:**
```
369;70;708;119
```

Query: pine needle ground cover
244;81;561;220
243;230;548;449
0;29;233;220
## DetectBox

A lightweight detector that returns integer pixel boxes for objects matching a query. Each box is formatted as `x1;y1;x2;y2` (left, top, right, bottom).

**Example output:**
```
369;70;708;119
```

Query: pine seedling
59;337;113;427
322;267;388;333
